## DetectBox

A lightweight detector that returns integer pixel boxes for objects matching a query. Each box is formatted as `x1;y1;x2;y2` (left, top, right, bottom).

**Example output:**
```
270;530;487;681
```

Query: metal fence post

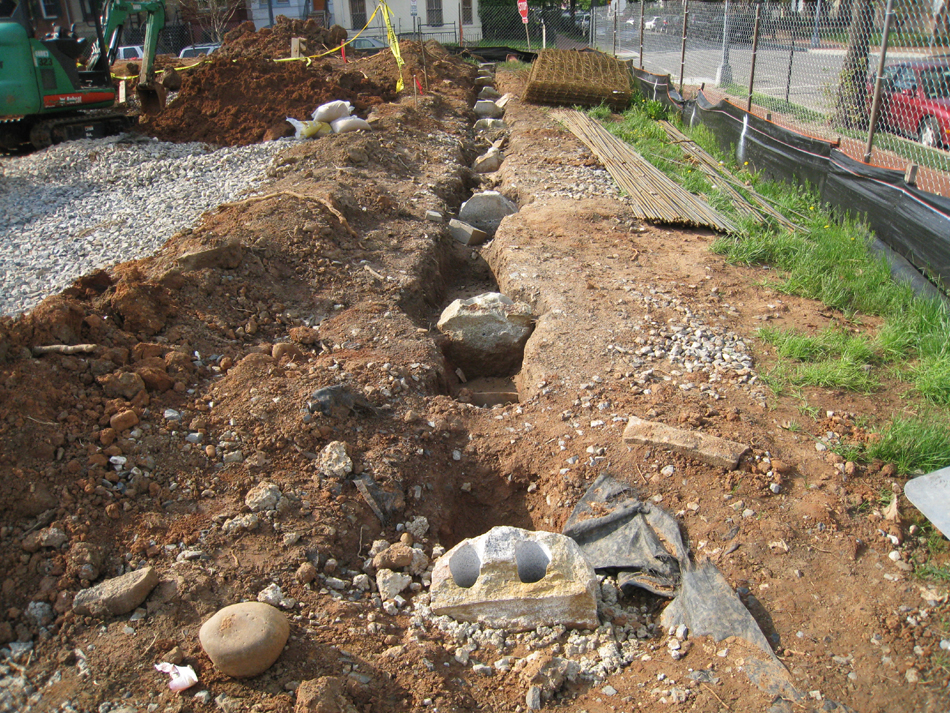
747;2;762;111
679;0;689;95
716;0;732;85
864;0;895;163
784;35;795;103
613;5;618;57
638;0;644;67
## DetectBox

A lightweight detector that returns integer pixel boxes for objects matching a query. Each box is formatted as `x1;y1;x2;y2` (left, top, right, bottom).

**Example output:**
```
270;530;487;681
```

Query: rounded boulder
199;602;290;677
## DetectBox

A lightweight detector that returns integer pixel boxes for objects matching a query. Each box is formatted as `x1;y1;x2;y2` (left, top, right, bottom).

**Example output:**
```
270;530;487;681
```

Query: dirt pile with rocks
218;16;347;61
0;59;947;713
137;41;475;146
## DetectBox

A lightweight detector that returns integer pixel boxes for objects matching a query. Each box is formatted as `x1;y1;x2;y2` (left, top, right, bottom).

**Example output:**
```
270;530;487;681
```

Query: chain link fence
576;0;950;196
476;1;948;196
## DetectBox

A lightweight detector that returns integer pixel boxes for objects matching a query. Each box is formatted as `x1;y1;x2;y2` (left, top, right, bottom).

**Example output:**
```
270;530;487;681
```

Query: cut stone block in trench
429;526;599;631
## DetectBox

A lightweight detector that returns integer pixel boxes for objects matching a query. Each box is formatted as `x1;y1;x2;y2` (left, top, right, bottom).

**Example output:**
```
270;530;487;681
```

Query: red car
872;60;950;149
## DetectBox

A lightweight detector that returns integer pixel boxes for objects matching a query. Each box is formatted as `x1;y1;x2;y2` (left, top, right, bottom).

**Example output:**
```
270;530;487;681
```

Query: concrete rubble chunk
474;99;504;119
425;210;444;223
474;76;494;87
437;292;535;377
459;191;518;236
622;416;749;469
429;526;599;631
376;569;412;600
199;602;290;678
317;441;352;477
245;481;281;512
473;147;503;174
448;218;489;246
72;566;159;617
478;86;502;100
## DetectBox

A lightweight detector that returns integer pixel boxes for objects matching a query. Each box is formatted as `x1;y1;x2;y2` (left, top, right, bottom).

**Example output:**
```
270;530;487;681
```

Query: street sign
410;0;417;16
518;0;528;24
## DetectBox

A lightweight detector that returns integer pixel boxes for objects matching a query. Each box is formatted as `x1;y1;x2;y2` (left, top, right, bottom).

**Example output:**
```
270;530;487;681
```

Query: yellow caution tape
117;7;406;92
379;1;405;92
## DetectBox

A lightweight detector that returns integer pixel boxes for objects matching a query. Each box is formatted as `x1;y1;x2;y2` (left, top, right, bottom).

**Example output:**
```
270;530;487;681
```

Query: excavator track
1;112;135;154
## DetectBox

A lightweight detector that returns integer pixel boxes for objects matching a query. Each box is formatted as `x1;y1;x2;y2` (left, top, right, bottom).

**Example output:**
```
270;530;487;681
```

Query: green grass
866;416;950;475
585;91;950;478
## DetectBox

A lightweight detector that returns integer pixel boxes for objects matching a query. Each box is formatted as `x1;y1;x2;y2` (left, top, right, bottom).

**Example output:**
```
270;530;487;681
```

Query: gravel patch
0;134;285;317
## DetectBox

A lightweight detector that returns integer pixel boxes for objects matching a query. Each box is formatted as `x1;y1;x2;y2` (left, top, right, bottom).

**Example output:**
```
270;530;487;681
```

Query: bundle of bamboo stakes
552;109;738;234
659;121;799;233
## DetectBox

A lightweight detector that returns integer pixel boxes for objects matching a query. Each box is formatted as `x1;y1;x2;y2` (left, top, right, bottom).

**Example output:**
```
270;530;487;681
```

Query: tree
834;0;873;130
178;0;246;43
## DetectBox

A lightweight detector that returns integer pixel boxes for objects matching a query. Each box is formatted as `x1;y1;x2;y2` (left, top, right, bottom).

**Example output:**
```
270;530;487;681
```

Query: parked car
116;45;144;60
179;43;220;59
349;37;387;54
871;60;950;148
575;12;590;33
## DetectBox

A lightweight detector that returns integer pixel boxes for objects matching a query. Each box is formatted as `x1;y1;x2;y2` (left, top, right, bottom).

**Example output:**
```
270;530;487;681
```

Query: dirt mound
138;57;397;146
360;40;478;95
218;16;345;60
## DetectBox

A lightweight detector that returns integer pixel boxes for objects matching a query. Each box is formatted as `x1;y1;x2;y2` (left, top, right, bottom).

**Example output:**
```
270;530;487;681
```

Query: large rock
474;99;504;119
437;293;534;377
429;526;599;631
459;191;518;236
474;118;507;133
72;566;159;617
199;602;290;678
473;147;503;174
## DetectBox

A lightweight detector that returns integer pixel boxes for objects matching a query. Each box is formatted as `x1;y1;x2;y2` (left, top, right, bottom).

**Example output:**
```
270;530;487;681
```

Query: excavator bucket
136;82;166;115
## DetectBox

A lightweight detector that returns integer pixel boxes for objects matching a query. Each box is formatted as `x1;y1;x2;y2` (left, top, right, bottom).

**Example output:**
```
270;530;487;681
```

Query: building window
461;0;472;24
350;0;366;28
40;0;61;19
426;0;442;26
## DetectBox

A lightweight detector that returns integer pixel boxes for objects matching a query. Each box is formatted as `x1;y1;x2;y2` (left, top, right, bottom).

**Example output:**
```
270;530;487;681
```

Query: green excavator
0;0;165;150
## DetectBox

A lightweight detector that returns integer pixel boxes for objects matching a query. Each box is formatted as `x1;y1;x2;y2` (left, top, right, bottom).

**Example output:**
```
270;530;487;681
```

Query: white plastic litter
286;118;332;140
155;662;198;692
331;116;371;134
313;100;353;123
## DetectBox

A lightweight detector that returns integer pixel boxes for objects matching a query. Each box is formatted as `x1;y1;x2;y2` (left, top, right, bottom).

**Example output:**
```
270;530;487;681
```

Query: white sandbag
286;117;332;139
312;100;353;123
331;116;371;133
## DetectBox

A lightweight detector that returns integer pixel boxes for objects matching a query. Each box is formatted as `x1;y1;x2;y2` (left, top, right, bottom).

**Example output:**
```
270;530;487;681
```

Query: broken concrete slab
72;566;159;617
425;210;444;223
474;100;504;119
474;76;495;87
622;416;748;469
478;86;502;100
459;191;518;236
448;218;489;246
437;292;534;376
429;526;599;631
473;147;503;174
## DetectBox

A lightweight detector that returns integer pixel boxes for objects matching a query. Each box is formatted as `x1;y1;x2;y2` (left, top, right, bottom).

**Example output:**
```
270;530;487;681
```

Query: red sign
517;0;528;23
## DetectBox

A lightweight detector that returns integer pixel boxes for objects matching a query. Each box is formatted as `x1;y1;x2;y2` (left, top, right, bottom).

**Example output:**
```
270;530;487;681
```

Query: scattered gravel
0;134;285;317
